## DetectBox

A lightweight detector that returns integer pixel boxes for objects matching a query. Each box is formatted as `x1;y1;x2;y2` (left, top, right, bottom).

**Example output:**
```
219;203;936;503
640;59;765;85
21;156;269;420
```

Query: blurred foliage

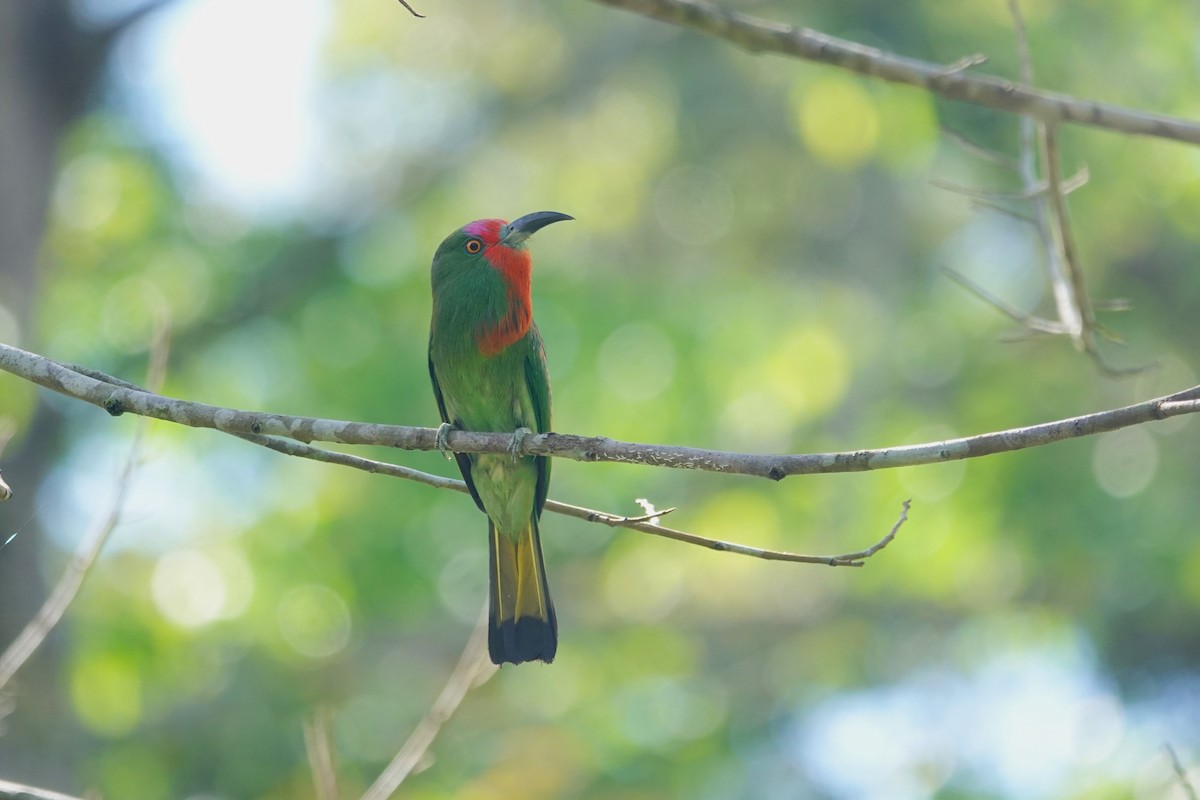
2;0;1200;798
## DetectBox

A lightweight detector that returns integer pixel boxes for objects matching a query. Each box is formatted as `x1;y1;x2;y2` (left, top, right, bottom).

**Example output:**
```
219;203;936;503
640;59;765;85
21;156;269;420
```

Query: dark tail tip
489;613;557;665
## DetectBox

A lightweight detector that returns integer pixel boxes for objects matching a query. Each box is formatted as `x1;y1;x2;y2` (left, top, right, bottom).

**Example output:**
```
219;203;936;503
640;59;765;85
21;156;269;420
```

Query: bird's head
432;211;573;282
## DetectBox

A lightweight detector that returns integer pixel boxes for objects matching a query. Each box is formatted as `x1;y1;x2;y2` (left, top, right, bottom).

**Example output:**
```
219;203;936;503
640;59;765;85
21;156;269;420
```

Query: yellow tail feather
488;517;557;665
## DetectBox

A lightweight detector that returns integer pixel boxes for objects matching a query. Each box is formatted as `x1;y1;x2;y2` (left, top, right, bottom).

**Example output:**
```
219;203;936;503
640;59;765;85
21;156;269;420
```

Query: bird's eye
465;239;482;254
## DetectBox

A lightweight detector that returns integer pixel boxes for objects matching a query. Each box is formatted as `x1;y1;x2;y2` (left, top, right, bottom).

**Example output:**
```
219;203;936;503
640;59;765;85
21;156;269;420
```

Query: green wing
428;341;486;514
524;323;553;519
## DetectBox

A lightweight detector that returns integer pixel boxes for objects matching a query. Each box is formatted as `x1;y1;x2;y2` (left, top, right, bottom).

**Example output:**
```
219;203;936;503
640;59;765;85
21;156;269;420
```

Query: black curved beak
502;211;574;246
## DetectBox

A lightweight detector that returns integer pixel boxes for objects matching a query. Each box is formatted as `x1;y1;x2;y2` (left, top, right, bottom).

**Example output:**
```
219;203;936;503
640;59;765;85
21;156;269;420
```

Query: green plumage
428;217;565;665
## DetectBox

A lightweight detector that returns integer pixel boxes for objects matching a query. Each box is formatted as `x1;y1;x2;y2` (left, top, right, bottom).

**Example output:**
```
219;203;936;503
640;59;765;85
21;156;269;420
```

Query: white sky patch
791;640;1135;799
116;0;330;215
152;549;226;628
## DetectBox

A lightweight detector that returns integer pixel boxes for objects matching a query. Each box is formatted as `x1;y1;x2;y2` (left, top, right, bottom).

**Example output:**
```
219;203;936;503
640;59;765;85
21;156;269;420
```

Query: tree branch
0;419;13;501
13;353;902;567
2;343;1199;482
0;332;168;693
304;708;340;800
590;0;1200;146
395;0;424;18
234;430;906;567
360;607;495;800
0;780;85;800
1168;744;1199;800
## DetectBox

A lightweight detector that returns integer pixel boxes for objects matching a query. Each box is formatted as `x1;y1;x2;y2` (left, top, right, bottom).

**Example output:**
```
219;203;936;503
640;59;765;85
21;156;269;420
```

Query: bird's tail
488;516;557;665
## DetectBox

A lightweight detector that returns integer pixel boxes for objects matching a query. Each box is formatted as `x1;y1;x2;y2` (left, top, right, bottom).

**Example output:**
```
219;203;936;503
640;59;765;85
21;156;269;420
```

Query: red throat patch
465;219;534;357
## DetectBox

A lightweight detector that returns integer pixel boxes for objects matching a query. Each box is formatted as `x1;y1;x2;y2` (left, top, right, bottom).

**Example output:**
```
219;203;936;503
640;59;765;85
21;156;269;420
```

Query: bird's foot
435;422;455;461
508;427;532;463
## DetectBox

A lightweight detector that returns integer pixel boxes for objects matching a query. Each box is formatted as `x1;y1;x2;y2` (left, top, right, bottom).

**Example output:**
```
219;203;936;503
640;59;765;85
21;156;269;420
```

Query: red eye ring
465;239;482;254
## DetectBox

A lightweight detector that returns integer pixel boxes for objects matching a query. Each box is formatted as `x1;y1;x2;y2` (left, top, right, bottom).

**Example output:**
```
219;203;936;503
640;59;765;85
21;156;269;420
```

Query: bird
427;210;573;665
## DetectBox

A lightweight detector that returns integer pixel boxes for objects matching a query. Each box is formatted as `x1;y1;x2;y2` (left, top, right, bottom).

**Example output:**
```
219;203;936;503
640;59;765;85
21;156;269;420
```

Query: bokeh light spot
603;540;686;622
152;549;227;628
71;652;143;736
1092;427;1159;498
794;76;880;168
596;322;676;403
654;166;735;245
277;584;352;659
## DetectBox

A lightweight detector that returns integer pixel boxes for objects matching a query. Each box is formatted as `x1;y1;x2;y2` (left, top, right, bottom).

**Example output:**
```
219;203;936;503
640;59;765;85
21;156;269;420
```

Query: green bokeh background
2;1;1199;798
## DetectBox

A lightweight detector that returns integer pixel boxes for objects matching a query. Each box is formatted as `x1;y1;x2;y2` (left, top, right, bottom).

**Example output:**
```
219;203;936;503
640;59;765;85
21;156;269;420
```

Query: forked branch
590;0;1200;146
1;343;1198;481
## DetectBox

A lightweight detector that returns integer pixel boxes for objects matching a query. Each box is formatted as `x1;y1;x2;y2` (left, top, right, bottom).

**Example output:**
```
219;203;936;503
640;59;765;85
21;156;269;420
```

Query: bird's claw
435;422;455;461
509;427;532;463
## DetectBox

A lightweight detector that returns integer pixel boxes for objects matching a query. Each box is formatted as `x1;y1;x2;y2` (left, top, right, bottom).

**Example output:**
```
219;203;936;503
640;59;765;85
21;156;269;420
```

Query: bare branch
0;779;86;800
396;0;424;18
941;127;1019;171
939;2;1147;376
941;267;1069;335
0;418;13;501
237;433;899;567
304;708;340;800
826;499;909;564
0;331;169;692
360;607;495;800
1;343;1198;482
46;359;901;566
1167;743;1199;800
1039;125;1094;342
929;168;1087;202
590;0;1200;146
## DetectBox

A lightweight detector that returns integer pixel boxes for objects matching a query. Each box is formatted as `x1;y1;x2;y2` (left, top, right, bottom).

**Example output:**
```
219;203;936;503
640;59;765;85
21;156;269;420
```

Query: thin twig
396;0;424;18
2;344;1197;481
942;267;1069;335
929;167;1087;202
37;359;902;566
0;779;87;800
941;127;1019;170
1167;743;1199;800
0;330;169;692
590;0;1200;146
824;499;909;563
939;2;1143;375
304;708;340;800
360;607;495;800
238;432;898;567
966;199;1038;228
1039;124;1094;345
0;418;13;501
1006;0;1083;343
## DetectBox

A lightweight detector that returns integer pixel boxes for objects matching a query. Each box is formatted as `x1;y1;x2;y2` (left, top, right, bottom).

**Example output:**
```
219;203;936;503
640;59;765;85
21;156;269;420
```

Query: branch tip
397;0;425;18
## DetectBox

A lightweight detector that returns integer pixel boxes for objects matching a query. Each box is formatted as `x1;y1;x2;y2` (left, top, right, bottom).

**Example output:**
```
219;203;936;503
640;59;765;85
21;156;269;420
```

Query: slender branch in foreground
0;780;86;800
0;334;168;692
32;358;898;565
1039;124;1145;376
360;607;495;800
396;0;424;18
1008;0;1081;342
590;0;1200;146
939;2;1139;376
239;432;899;566
1168;743;1199;800
2;343;1199;481
0;419;13;501
942;267;1067;336
304;708;340;800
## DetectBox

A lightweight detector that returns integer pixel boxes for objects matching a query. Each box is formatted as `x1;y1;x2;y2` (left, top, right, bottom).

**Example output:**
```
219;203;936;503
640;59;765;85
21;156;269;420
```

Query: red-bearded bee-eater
428;211;573;665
